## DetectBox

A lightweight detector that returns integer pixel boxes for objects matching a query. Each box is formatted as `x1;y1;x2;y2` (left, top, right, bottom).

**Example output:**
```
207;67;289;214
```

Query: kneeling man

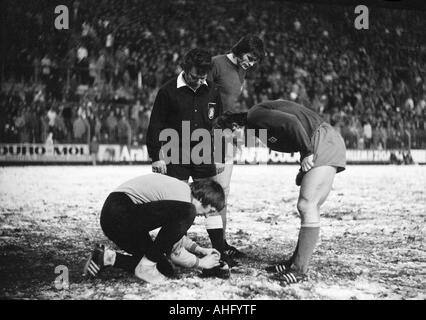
83;173;226;284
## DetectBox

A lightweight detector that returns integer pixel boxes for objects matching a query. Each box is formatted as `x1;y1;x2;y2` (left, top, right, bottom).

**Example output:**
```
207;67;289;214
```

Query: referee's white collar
226;53;238;65
177;71;208;89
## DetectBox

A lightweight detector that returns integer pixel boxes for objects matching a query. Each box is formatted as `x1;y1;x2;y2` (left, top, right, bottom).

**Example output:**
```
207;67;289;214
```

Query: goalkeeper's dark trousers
100;192;196;270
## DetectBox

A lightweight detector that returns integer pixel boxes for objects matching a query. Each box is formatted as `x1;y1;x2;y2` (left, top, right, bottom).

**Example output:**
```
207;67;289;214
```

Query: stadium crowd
1;0;425;149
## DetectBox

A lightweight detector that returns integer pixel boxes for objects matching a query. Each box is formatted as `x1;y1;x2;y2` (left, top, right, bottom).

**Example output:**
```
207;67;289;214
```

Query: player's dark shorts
166;163;217;181
312;122;346;173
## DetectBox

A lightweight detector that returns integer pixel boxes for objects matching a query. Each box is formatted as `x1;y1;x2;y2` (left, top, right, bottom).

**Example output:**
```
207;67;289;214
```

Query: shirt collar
177;71;208;90
226;53;238;66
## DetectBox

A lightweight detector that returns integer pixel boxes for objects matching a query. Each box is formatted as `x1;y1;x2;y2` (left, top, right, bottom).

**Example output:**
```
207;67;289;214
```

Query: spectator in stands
89;135;99;165
372;123;383;150
73;114;89;143
47;106;57;135
363;120;373;149
0;1;425;149
15;110;27;143
41;54;52;85
105;110;118;143
117;114;132;146
77;44;89;85
54;107;68;143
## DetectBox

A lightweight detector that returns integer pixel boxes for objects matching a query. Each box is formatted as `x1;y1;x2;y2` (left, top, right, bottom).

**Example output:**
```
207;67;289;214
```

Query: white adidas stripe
276;265;286;273
90;262;100;271
88;265;98;275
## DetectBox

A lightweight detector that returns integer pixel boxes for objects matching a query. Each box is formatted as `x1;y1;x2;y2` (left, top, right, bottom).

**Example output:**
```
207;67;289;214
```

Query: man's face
237;52;259;70
191;198;214;216
184;67;208;90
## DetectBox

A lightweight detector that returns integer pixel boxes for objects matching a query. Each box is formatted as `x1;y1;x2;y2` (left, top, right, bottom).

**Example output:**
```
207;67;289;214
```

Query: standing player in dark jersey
217;99;346;285
209;35;265;262
83;174;227;284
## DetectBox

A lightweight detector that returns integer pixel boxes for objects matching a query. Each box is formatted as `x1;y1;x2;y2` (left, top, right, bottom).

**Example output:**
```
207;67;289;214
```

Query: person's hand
301;154;314;172
199;253;220;269
152;160;167;174
197;247;221;257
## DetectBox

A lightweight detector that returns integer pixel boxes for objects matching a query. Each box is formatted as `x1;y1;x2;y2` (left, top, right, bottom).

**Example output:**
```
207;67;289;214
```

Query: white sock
140;255;156;267
135;256;166;284
103;249;116;266
205;215;223;229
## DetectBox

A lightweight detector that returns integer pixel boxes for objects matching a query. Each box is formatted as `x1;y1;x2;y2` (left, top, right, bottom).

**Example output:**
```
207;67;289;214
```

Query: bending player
216;99;346;285
83;174;229;284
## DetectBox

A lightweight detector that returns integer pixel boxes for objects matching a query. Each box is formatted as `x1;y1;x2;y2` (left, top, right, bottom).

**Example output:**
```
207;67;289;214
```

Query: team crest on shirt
268;136;278;143
208;103;216;119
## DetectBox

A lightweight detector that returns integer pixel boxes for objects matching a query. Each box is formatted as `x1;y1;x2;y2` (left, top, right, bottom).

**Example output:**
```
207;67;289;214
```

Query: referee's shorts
166;163;217;181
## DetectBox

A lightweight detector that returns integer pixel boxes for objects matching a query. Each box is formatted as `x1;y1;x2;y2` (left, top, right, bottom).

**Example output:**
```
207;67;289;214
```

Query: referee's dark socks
205;215;225;252
292;226;320;274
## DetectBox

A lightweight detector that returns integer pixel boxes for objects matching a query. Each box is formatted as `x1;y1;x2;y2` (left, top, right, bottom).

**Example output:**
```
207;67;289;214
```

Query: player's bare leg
268;165;336;284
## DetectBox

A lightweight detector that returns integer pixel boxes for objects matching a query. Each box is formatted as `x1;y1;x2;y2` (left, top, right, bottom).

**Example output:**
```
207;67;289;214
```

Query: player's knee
297;199;320;226
297;198;318;216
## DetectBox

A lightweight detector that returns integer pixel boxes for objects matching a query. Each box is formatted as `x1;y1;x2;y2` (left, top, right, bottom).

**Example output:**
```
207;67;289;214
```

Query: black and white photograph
0;0;425;304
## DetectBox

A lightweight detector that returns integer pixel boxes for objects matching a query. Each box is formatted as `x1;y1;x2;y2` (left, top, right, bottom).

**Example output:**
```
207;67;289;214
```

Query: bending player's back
248;99;324;136
114;173;191;205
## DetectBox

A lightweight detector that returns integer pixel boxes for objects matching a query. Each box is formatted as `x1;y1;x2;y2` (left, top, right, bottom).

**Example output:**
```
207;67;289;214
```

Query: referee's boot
223;241;246;259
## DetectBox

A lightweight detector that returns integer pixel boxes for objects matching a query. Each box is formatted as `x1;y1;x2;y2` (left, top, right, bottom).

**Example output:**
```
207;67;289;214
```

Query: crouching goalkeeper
83;173;229;284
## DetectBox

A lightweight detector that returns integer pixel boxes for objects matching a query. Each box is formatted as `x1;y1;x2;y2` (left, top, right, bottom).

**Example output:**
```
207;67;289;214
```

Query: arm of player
182;235;220;257
208;59;219;83
146;88;169;164
171;238;220;269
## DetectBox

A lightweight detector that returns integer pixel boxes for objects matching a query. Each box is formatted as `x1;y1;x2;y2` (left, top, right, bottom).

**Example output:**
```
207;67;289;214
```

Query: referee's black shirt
147;75;222;162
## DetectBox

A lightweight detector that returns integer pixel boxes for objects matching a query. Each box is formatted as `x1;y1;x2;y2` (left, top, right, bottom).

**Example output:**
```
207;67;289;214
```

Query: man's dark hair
190;179;225;212
213;112;248;130
231;35;266;62
182;48;212;74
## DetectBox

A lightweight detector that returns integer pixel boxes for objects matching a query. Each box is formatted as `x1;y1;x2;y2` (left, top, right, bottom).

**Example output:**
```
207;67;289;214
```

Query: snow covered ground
0;164;425;299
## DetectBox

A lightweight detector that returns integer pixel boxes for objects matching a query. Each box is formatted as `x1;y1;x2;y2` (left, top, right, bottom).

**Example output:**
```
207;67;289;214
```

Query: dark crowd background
1;0;425;151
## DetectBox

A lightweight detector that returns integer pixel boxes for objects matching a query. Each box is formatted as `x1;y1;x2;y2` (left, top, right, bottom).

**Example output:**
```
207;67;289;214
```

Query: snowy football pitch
0;165;425;299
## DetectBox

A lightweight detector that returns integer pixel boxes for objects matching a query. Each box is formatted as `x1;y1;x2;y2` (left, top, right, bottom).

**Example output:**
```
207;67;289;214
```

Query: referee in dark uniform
147;49;230;274
147;48;222;180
